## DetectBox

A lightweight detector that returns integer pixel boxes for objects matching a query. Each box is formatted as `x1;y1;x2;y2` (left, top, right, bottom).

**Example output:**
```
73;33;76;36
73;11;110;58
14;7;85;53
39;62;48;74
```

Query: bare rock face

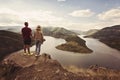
0;59;22;80
0;53;81;80
0;53;120;80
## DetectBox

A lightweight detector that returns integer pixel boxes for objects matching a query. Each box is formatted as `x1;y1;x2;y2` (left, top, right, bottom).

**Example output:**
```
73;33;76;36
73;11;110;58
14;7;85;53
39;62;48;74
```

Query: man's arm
30;29;33;39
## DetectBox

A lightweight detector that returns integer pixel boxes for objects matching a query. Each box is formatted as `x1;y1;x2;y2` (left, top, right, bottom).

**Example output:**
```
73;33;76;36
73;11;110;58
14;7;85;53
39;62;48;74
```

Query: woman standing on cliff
34;25;45;56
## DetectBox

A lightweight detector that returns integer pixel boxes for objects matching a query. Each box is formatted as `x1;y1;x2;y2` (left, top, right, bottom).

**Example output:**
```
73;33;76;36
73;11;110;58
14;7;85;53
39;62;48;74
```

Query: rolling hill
84;25;120;51
0;30;23;61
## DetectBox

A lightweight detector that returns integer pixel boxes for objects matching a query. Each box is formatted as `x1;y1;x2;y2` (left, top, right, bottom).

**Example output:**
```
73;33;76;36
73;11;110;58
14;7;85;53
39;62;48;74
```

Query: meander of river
31;35;120;70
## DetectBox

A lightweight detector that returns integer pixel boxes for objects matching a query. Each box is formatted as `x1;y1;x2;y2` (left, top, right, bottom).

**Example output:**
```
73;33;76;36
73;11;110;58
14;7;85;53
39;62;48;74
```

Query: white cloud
0;7;120;31
0;8;64;26
69;9;95;17
0;8;23;25
98;8;120;20
57;0;66;2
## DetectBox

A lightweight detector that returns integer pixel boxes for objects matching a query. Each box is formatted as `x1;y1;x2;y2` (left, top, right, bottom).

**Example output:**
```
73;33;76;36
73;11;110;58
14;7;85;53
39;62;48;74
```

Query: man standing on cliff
21;22;32;55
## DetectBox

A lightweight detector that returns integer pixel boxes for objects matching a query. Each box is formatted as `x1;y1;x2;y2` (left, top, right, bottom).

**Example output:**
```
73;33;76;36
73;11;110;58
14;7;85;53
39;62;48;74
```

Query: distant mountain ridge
84;29;99;36
0;26;22;33
42;27;77;38
70;29;99;35
42;27;85;46
85;25;120;51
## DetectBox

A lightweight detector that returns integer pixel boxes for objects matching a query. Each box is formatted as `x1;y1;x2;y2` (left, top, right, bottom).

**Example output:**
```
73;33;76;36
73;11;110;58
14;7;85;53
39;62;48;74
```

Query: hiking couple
21;22;45;56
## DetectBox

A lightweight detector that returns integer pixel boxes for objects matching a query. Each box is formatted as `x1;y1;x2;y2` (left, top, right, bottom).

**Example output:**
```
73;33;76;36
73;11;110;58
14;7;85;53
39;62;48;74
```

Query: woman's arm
41;33;45;43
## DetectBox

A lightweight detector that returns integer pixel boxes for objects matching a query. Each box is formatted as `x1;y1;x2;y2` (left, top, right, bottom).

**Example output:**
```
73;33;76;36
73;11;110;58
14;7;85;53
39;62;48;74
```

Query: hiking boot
35;54;40;57
35;54;38;57
28;53;33;55
23;52;27;55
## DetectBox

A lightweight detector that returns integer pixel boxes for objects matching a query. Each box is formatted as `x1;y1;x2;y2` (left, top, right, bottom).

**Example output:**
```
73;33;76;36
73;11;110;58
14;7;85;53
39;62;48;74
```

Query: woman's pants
35;40;41;55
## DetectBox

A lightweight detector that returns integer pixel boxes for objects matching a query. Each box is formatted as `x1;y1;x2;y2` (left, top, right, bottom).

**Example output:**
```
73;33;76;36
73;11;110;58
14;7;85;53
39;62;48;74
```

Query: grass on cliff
64;65;120;80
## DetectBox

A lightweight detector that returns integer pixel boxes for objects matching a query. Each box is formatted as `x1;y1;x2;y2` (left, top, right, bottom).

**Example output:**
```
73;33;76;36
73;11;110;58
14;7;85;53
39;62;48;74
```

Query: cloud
0;8;23;25
69;9;95;17
98;8;120;20
57;0;66;2
0;8;64;26
0;13;22;25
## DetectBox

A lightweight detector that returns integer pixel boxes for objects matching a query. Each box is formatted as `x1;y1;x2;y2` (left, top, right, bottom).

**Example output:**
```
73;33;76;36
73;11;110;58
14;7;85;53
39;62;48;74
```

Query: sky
0;0;120;31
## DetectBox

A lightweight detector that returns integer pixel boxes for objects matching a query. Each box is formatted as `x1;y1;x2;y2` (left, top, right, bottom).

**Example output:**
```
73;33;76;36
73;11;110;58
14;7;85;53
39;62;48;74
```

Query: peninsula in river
42;27;92;53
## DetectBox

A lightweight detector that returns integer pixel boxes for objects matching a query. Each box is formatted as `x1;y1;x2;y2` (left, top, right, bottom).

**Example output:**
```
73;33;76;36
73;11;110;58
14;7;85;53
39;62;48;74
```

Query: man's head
24;22;28;27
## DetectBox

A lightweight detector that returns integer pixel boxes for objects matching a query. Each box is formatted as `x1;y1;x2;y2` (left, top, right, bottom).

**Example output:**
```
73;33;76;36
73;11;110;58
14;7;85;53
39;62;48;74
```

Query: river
31;36;120;70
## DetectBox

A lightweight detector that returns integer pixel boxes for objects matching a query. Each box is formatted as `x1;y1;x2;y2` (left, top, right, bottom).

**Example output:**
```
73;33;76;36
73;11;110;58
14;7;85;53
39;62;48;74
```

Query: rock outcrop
0;53;82;80
0;53;120;80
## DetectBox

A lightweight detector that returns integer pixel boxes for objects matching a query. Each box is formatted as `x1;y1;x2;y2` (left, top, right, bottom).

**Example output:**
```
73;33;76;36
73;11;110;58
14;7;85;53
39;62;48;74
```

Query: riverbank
84;25;120;51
